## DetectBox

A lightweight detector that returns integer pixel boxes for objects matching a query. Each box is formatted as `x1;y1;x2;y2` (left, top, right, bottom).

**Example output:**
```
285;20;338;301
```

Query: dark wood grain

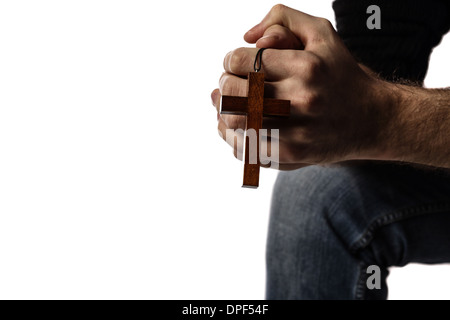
242;72;264;188
220;96;248;115
219;72;291;188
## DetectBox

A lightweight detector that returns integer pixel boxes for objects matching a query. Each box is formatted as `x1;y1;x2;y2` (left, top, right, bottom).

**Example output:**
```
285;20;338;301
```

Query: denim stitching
349;202;450;254
354;262;368;300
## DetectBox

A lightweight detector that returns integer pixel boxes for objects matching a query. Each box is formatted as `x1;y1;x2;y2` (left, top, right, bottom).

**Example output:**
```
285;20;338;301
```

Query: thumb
254;24;303;50
244;4;329;49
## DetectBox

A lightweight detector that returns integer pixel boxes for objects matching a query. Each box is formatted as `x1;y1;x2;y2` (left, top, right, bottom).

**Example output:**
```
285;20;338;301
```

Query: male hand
212;5;396;168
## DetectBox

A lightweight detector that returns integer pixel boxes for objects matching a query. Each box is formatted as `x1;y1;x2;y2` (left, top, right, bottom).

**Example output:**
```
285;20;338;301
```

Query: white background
0;0;449;300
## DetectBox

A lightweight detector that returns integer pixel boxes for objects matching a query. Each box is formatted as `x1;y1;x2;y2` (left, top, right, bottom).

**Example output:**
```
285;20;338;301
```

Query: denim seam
322;181;361;248
320;184;374;300
349;201;450;254
355;262;368;300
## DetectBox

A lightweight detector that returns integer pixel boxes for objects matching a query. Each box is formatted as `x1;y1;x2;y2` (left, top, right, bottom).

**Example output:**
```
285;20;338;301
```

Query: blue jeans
266;162;450;299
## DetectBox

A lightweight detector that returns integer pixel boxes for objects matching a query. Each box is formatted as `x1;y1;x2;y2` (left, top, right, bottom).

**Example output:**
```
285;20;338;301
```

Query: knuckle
317;17;333;30
290;50;303;67
308;18;334;43
220;76;239;96
271;4;286;14
315;18;335;39
229;48;247;74
263;24;286;40
282;50;302;76
299;91;321;114
265;24;283;34
308;55;323;73
306;91;320;107
302;53;324;81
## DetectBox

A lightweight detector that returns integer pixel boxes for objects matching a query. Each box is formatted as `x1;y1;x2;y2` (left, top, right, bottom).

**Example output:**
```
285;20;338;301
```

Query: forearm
377;82;450;168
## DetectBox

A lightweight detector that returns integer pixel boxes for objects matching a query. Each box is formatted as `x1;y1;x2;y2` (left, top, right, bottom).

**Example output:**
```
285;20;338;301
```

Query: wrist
369;79;437;165
361;77;408;162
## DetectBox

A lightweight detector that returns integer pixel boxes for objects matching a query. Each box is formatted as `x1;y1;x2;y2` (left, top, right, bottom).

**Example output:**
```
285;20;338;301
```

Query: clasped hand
212;5;395;170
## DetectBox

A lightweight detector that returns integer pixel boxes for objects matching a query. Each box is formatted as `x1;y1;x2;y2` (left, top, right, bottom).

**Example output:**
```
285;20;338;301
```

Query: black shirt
333;0;450;83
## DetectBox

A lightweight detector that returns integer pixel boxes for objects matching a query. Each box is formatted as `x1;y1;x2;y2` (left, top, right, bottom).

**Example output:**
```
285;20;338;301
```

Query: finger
219;72;247;99
218;118;244;160
257;136;309;170
244;4;333;48
211;88;221;111
219;118;308;169
255;24;303;50
217;73;247;129
219;72;280;100
221;114;246;131
224;48;305;80
213;77;275;115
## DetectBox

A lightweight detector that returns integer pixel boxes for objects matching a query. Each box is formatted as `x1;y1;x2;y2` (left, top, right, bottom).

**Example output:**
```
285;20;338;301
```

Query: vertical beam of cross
242;72;264;188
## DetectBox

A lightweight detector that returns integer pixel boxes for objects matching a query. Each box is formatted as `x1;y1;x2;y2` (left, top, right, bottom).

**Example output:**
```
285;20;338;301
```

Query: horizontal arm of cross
220;96;290;117
220;96;248;115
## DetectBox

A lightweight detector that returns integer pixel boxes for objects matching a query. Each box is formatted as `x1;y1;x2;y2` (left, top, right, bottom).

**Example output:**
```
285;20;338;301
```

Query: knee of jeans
269;167;343;241
271;166;355;217
270;166;368;248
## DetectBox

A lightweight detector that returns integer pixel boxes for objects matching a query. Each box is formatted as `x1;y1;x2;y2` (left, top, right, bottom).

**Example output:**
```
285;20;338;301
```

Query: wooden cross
220;72;290;188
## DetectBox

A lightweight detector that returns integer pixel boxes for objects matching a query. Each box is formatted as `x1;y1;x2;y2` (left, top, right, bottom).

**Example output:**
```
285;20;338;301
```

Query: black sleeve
332;0;450;83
